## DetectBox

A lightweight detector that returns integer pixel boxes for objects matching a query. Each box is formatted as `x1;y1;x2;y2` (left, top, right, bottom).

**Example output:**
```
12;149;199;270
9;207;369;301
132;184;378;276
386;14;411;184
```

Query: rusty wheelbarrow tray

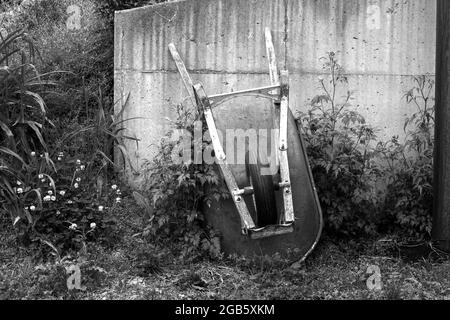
168;28;323;262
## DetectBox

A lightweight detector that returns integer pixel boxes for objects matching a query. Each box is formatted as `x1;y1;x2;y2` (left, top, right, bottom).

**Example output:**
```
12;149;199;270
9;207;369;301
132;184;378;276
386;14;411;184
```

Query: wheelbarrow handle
168;43;197;108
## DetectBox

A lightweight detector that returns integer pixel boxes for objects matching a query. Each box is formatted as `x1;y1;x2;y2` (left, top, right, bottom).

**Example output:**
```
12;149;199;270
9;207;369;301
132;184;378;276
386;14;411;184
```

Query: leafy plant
297;52;382;236
52;91;139;179
0;28;57;222
141;103;226;261
0;28;133;256
12;152;123;255
377;75;435;239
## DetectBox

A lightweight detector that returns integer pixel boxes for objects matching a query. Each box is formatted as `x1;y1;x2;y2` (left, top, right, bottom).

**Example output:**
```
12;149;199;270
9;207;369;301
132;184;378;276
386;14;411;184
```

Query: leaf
23;90;47;114
26;120;47;149
0;120;14;138
40;239;60;258
132;191;154;218
0;147;26;166
13;216;20;226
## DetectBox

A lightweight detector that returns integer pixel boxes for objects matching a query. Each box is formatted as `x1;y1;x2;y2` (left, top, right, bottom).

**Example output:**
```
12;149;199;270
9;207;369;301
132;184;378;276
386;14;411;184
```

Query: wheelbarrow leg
169;43;257;234
264;28;295;224
278;71;295;223
193;83;257;233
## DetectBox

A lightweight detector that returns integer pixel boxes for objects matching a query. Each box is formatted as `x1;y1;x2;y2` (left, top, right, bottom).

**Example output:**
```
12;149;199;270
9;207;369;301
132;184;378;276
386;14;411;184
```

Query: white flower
16;181;22;186
58;152;64;157
69;223;77;230
57;157;62;161
76;159;81;165
111;184;117;190
43;195;51;202
59;190;66;196
76;177;81;182
74;183;79;189
51;196;56;201
38;174;44;179
16;188;23;194
25;206;29;210
30;205;36;211
47;190;53;195
30;152;36;157
90;222;96;229
98;205;104;212
115;197;121;203
56;210;61;215
67;200;74;204
80;165;85;170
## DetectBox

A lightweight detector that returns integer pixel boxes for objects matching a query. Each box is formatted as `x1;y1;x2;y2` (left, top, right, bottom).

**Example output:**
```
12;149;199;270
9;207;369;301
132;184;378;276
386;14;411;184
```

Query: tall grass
0;28;57;221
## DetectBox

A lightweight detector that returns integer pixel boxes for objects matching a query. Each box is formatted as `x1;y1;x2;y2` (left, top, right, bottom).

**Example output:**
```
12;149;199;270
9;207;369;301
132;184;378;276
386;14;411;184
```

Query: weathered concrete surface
114;0;436;170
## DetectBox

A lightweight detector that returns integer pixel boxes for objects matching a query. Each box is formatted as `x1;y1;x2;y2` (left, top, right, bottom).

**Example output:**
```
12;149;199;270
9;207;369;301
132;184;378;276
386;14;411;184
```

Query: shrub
299;52;435;239
140;103;226;261
17;0;112;119
2;0;118;141
13;154;123;254
297;52;382;237
377;75;434;239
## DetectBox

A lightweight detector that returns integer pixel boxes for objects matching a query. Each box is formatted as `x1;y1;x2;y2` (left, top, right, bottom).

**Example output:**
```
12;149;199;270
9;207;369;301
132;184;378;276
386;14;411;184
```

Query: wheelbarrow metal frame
168;28;295;239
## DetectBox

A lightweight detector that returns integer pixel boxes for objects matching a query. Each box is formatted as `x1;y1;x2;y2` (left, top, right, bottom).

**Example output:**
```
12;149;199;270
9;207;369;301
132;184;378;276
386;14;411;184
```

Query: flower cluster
112;184;122;203
13;150;123;251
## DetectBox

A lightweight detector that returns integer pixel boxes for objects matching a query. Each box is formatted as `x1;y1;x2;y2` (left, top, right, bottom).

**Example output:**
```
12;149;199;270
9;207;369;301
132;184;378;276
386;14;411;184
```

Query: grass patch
1;201;450;300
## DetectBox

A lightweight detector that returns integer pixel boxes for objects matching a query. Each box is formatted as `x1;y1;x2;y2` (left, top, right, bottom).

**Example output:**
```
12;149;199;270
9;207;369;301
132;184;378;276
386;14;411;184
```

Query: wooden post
433;0;450;251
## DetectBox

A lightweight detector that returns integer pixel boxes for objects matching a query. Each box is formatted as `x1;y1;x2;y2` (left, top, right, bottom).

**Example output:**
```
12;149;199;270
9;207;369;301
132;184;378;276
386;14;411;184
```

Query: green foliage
9;92;137;257
19;0;112;120
297;52;382;236
0;23;135;257
14;0;139;176
51;91;139;177
12;151;124;255
377;75;434;239
0;28;57;221
141;104;226;261
299;53;435;239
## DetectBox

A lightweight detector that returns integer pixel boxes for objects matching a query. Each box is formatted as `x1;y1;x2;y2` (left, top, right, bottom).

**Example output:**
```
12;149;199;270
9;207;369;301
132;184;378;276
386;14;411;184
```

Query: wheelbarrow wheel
246;150;278;227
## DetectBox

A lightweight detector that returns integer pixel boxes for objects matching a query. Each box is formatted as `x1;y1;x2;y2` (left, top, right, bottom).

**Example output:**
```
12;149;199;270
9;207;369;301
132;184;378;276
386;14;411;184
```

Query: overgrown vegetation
0;1;138;260
0;28;55;224
0;0;443;301
297;52;435;240
297;52;381;237
139;104;226;262
378;75;434;239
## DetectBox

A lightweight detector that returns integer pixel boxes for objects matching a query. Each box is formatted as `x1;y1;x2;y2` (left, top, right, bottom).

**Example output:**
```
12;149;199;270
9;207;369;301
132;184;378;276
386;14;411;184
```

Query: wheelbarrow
168;28;323;263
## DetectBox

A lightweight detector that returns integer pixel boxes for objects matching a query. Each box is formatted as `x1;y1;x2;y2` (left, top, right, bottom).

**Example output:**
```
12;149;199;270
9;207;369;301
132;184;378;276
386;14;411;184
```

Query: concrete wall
114;0;436;170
